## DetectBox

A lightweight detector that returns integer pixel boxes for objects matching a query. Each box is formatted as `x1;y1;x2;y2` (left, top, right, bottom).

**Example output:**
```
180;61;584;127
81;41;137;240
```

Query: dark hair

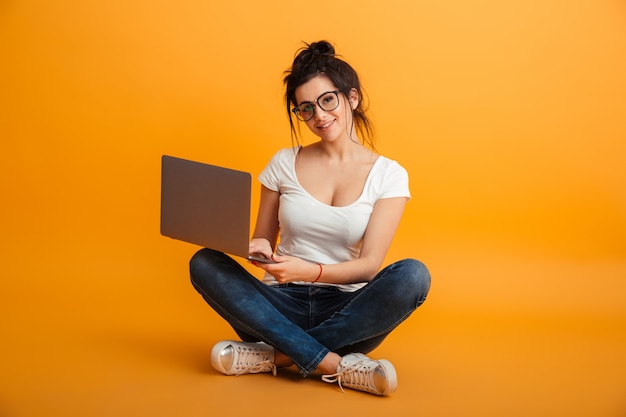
283;40;375;149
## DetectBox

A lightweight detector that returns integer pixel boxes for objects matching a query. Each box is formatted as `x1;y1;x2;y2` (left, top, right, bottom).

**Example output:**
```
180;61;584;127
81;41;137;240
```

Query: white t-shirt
258;147;410;292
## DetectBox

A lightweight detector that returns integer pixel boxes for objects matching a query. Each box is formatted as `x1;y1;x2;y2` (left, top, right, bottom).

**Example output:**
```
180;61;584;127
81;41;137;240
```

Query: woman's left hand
251;254;320;284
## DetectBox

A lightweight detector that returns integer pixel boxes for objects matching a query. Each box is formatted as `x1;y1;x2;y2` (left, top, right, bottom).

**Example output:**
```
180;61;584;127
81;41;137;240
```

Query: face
293;75;358;143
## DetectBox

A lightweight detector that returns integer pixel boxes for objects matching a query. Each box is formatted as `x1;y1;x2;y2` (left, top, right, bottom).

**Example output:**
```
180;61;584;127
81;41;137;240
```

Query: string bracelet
312;263;323;283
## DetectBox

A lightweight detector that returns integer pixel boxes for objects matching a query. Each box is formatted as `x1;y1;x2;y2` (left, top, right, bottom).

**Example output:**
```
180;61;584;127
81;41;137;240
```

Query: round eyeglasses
291;90;341;122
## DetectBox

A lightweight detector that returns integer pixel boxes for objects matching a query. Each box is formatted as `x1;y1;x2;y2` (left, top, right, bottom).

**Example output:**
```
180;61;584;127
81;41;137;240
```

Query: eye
322;95;335;105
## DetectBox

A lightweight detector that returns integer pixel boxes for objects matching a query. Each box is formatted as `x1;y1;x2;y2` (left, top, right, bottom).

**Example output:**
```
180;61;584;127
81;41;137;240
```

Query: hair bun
289;40;336;74
309;40;335;56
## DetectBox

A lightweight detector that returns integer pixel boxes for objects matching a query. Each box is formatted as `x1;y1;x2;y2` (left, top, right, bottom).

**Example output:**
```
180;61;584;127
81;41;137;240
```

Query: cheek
339;104;354;124
304;119;318;131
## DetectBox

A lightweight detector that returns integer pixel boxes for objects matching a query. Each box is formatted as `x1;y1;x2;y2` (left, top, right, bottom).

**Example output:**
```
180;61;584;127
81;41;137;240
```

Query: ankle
273;351;294;368
317;352;342;374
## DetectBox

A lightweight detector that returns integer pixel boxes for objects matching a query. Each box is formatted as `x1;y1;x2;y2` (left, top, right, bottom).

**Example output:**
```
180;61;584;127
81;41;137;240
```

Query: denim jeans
189;248;430;376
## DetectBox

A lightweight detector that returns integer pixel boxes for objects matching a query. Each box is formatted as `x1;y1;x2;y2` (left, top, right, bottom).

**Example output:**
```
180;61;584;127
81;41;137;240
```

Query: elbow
362;259;384;282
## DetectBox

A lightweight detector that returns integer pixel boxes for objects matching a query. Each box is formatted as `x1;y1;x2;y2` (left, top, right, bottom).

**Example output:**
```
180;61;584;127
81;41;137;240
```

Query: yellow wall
3;0;625;305
1;1;625;416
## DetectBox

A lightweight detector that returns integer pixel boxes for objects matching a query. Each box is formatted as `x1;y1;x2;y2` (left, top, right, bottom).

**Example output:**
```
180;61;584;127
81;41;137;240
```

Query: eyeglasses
291;90;341;122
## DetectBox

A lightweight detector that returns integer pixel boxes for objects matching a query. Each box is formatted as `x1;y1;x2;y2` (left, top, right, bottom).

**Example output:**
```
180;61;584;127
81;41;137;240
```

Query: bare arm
249;185;280;258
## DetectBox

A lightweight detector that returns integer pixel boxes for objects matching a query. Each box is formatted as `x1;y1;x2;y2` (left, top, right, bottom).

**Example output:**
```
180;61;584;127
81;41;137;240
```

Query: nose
313;104;329;120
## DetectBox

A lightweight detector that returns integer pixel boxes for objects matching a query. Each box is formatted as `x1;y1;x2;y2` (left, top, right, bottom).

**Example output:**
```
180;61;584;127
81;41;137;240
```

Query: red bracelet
312;263;323;283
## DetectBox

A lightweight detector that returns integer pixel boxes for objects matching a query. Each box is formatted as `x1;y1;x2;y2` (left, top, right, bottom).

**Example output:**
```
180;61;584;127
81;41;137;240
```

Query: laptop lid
160;155;252;259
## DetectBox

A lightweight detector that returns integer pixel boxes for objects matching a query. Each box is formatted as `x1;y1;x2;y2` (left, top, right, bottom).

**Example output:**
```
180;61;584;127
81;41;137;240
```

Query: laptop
160;155;274;263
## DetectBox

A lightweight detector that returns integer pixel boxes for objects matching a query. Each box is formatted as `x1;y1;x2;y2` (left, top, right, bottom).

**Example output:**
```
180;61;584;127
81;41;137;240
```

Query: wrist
312;263;323;283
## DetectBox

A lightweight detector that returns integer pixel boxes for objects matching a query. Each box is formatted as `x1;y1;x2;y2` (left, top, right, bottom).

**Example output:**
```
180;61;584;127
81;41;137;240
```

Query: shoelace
321;359;375;393
233;346;277;376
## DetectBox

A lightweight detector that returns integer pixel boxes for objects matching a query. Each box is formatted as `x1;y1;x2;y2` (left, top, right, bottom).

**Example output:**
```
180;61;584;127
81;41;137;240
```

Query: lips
316;119;335;130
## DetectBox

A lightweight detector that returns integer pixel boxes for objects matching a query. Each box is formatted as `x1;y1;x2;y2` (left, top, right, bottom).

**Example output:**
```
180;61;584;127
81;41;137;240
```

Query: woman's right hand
249;238;274;261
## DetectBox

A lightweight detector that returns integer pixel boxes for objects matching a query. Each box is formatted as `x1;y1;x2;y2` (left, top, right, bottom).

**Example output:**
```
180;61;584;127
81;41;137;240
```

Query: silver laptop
160;155;273;263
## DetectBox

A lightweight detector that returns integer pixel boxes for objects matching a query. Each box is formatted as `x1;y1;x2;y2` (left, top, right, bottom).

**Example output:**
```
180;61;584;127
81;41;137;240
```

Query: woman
190;40;430;396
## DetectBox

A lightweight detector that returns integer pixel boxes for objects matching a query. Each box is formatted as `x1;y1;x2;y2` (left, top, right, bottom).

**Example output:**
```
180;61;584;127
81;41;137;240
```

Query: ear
348;88;359;110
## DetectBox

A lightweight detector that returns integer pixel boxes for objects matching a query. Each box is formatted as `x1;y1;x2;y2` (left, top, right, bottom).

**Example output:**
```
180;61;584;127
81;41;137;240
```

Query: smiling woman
189;40;431;396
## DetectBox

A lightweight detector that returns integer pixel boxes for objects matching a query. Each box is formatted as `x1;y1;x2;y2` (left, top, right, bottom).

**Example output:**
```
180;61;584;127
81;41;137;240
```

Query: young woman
189;40;430;396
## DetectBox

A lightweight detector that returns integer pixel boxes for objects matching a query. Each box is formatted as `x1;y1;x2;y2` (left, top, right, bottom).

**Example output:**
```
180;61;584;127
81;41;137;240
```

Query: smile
317;120;335;130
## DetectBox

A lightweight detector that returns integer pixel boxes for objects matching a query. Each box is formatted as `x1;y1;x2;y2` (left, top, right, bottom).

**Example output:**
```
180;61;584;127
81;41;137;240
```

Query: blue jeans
189;248;430;376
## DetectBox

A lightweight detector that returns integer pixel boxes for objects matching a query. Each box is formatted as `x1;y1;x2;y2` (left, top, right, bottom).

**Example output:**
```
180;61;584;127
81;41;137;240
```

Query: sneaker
211;340;276;376
321;353;398;395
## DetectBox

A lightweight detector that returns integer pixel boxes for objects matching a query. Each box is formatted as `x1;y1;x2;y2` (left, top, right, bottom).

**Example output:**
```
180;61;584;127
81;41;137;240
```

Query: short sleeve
258;150;285;192
379;160;411;200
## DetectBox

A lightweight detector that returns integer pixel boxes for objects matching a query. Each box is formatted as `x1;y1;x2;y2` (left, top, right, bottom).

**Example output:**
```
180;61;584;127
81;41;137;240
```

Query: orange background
1;1;625;416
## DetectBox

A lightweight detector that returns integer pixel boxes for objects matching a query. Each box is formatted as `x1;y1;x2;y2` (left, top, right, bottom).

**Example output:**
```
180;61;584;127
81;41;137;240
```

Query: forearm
311;257;382;285
252;185;280;249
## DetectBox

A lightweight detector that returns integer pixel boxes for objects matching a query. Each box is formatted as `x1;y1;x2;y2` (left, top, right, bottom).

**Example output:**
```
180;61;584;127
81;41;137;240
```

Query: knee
189;248;220;286
189;247;208;274
404;258;430;286
389;258;431;306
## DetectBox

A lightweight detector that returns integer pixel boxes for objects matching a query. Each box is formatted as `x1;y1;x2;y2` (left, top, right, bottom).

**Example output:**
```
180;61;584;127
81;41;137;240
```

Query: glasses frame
291;90;342;122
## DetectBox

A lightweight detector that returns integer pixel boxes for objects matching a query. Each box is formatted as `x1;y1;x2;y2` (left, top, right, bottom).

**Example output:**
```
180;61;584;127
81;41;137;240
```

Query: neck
315;137;374;164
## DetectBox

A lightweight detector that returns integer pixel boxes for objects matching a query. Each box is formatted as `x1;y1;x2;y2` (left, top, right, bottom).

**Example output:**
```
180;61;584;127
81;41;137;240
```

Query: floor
2;236;625;417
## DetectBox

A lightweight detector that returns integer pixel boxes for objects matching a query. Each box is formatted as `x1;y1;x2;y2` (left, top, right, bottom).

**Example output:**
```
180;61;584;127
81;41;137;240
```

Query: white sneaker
211;340;276;376
322;353;398;395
